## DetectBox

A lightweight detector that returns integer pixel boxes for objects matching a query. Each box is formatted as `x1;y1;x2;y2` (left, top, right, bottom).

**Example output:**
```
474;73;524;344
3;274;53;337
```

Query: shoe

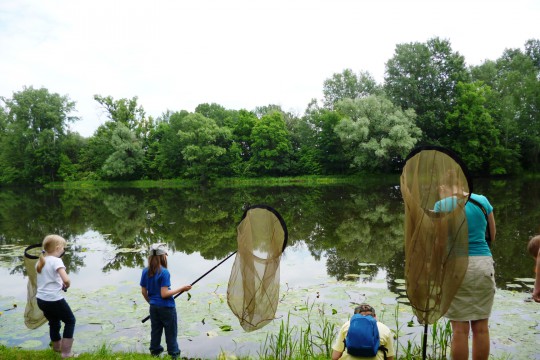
51;339;62;352
61;338;78;358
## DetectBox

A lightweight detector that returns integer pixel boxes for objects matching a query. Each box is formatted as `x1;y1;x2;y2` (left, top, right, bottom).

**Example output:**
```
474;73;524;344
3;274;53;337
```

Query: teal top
434;193;493;257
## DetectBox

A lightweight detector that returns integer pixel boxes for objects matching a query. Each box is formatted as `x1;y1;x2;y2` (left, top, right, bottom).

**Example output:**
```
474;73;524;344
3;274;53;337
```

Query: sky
1;0;539;137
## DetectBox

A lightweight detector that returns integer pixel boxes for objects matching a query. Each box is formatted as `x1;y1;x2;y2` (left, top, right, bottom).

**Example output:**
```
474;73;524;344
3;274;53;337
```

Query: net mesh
24;244;47;329
227;206;287;332
400;148;470;324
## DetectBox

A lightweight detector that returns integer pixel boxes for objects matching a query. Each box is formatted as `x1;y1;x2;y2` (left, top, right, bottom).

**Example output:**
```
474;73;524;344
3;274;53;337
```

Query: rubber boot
52;339;62;352
61;338;78;358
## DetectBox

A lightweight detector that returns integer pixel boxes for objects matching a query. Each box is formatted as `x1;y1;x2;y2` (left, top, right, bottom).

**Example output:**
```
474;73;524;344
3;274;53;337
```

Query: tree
177;113;232;182
302;100;350;174
334;95;421;172
322;69;381;109
93;95;146;134
443;82;504;174
102;124;144;180
195;103;237;127
384;37;469;143
471;42;540;172
0;86;77;184
249;111;292;175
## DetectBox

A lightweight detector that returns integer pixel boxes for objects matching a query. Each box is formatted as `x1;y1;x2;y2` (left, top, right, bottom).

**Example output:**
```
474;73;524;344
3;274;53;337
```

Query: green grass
43;174;400;189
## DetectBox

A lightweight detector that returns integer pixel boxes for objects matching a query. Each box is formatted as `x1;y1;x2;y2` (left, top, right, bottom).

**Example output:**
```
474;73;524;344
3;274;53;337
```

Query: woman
436;174;496;360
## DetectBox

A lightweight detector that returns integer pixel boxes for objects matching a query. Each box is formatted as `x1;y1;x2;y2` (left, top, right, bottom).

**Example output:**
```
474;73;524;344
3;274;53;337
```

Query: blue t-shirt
140;267;175;307
434;193;493;257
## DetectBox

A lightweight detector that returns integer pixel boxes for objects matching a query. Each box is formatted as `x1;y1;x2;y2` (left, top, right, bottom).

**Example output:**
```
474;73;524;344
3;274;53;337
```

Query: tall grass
2;306;515;360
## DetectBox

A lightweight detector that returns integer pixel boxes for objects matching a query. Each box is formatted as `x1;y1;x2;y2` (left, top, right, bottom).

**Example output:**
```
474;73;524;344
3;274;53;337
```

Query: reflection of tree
102;251;146;272
1;179;539;288
326;249;378;281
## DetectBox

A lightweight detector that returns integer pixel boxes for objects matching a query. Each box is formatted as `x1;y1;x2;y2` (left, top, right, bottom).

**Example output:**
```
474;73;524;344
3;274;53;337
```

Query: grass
0;302;517;360
43;174;400;189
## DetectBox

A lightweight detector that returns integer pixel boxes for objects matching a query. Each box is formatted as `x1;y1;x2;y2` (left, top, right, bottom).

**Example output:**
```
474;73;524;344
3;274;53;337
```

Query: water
0;178;538;357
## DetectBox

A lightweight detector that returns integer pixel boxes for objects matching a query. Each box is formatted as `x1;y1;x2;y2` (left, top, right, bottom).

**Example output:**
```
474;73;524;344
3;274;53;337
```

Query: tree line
1;37;539;185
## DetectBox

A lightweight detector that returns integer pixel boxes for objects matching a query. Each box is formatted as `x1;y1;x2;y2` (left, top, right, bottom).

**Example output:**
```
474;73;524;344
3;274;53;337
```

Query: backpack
345;314;382;357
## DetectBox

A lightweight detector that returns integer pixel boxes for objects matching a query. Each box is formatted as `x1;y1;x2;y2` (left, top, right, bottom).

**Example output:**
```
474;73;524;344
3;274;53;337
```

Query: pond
0;178;539;359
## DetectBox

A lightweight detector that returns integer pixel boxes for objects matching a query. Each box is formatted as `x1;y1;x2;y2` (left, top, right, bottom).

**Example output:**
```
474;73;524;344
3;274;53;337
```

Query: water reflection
0;178;538;292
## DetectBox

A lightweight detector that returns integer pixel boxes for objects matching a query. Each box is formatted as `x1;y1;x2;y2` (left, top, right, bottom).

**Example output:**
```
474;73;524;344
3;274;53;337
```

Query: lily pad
18;339;43;349
514;278;535;283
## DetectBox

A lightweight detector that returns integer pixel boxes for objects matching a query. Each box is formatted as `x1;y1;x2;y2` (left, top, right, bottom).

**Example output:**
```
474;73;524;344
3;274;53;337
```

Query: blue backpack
345;314;381;357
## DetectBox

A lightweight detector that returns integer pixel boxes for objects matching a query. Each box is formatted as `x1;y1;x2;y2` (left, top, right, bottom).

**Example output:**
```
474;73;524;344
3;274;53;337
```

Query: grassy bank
43;174;400;189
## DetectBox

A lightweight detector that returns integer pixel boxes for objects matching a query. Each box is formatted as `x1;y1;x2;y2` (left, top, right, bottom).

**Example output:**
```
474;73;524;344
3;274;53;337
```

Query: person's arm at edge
533;248;540;303
331;350;342;360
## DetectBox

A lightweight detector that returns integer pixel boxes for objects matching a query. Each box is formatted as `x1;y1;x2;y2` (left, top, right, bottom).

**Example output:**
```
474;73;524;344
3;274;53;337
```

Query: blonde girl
36;234;77;358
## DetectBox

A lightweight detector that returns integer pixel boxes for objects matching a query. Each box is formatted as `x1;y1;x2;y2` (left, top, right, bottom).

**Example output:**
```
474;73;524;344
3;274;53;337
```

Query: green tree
471;42;540;172
334;95;421;172
177;113;232;181
93;95;146;134
0;86;77;184
249;111;292;175
229;109;258;176
322;69;381;109
195;103;237;127
444;82;503;174
102;123;144;180
302;100;350;174
384;37;469;143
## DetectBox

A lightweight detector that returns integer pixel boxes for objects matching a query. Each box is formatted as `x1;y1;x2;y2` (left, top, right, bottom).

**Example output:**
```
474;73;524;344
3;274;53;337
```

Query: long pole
141;250;237;323
422;323;428;360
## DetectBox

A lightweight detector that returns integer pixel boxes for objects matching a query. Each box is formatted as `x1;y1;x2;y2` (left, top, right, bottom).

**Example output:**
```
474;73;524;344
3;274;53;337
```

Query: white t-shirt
36;256;65;301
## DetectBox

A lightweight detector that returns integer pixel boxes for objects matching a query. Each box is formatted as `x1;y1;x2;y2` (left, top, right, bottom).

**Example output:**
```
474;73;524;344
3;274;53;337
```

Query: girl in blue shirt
140;243;191;359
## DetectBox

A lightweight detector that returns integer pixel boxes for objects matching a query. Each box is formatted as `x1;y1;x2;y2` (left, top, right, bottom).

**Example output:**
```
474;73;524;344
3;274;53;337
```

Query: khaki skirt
445;256;496;321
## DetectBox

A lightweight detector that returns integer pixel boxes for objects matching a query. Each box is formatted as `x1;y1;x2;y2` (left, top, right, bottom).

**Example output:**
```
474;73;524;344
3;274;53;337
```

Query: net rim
403;145;474;196
240;204;288;253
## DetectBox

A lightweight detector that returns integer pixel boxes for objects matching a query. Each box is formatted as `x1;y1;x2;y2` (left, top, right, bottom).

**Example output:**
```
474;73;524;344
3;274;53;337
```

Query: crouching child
332;303;395;360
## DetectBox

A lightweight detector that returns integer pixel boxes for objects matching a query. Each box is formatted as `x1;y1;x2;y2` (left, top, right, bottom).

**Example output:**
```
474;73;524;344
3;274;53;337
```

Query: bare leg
450;320;470;360
471;319;490;360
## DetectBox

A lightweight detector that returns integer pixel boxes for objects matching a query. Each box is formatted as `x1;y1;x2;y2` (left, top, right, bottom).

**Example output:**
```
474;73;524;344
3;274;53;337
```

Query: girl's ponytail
36;250;46;273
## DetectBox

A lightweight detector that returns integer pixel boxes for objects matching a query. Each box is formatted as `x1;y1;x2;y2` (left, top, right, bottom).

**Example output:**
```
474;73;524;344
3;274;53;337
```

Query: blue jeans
36;298;76;341
149;305;179;358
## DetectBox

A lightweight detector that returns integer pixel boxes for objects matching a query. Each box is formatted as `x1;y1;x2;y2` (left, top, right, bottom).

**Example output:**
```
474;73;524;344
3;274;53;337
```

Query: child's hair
36;234;67;273
148;254;167;277
527;235;540;258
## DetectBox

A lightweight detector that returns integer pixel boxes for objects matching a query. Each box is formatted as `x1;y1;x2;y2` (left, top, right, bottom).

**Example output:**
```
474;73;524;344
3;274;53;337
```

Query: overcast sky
1;0;539;137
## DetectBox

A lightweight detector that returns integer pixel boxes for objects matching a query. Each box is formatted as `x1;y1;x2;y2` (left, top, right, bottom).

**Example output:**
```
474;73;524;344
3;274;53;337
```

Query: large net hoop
400;146;471;324
227;205;288;332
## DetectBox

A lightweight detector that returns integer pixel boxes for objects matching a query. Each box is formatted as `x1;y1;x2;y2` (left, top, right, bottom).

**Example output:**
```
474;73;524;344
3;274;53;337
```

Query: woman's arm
487;212;496;243
161;284;192;299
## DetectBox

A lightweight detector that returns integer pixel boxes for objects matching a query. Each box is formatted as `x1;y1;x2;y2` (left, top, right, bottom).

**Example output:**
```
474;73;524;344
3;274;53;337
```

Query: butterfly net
24;244;47;329
400;147;470;324
227;205;287;332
